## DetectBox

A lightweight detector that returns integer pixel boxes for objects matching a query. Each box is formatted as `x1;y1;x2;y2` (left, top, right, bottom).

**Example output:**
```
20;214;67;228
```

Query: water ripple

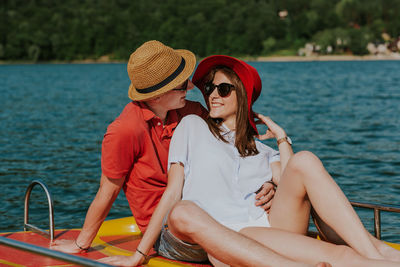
1;61;399;242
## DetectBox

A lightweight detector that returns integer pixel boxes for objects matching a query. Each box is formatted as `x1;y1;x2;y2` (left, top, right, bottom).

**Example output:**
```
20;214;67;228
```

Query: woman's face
208;71;237;130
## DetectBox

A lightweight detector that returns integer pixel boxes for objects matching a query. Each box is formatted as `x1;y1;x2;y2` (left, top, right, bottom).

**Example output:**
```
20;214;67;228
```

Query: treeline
1;0;400;61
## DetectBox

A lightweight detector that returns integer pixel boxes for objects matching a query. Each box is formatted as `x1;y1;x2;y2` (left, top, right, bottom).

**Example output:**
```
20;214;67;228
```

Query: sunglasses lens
204;83;214;96
174;79;188;91
182;79;188;90
204;83;234;97
218;83;233;97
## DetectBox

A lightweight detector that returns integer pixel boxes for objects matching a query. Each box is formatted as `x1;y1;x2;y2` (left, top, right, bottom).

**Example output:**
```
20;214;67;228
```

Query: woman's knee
168;200;202;234
287;151;324;174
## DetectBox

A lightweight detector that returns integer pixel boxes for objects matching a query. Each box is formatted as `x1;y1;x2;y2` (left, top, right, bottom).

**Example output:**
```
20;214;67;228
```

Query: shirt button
157;122;161;126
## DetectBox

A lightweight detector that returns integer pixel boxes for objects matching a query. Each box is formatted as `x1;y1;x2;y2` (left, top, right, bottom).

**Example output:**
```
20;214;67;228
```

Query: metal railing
351;201;400;240
0;236;113;267
24;179;55;240
0;179;114;266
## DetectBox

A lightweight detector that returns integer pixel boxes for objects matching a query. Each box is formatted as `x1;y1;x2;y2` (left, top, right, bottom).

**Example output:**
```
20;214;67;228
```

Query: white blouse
168;115;280;227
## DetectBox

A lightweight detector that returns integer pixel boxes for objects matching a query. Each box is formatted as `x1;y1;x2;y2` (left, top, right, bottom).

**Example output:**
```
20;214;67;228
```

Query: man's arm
255;181;276;212
99;163;185;266
51;173;124;253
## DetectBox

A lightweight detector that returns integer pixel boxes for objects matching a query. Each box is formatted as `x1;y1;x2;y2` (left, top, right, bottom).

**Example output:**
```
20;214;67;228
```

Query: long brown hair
203;66;258;157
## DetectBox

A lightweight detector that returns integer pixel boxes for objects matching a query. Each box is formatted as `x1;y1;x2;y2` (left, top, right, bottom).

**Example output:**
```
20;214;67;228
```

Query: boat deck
1;216;399;266
0;217;212;267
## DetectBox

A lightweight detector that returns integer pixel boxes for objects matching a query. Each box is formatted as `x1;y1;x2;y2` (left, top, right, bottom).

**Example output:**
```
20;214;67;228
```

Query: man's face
158;80;195;110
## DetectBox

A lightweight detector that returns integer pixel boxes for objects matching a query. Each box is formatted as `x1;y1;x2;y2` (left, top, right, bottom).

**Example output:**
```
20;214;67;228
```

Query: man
51;40;276;259
51;40;206;252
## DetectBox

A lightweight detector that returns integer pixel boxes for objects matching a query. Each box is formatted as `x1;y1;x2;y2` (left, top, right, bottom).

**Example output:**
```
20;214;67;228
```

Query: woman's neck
223;118;236;131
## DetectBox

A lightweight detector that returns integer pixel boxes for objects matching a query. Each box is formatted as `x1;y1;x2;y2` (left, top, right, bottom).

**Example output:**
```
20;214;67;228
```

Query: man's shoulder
107;102;146;135
119;101;143;119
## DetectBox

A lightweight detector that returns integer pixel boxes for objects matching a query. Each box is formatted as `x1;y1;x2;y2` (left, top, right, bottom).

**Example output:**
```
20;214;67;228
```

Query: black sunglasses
173;79;189;91
204;82;235;97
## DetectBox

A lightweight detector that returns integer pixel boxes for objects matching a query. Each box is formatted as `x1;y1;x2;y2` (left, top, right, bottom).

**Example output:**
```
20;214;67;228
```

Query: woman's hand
255;182;275;213
255;113;286;141
50;239;85;254
98;252;144;266
257;113;294;171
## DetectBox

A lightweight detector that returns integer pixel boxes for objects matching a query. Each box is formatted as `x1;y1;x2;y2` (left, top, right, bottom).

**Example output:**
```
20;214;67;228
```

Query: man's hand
50;239;85;254
255;182;276;213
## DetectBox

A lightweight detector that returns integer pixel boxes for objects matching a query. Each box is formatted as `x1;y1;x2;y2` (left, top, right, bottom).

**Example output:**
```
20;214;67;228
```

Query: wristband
74;239;89;251
255;180;277;194
136;248;149;261
266;180;277;190
277;136;292;146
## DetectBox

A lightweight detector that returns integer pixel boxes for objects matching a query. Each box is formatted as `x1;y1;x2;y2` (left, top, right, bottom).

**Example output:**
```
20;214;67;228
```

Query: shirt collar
136;101;179;129
137;101;156;122
220;123;236;142
165;109;179;127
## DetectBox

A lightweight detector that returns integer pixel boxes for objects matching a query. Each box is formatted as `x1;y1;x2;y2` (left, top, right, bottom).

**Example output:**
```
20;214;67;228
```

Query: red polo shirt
101;101;207;232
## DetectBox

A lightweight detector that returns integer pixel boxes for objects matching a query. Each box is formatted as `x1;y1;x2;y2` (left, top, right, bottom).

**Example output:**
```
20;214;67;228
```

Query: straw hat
192;55;262;134
128;40;196;101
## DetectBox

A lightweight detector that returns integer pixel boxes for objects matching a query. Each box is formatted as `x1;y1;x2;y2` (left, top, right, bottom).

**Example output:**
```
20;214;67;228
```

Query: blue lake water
0;61;399;242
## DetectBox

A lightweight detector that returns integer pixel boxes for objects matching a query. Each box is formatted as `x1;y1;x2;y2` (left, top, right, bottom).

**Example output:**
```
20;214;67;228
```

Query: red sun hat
192;55;262;134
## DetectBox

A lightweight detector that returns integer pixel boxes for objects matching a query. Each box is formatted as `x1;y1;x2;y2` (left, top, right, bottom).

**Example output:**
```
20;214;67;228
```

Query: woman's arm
99;163;185;266
255;113;294;180
270;162;282;185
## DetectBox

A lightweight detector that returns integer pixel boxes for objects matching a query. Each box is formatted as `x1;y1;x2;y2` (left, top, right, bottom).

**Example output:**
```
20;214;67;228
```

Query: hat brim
192;55;261;134
128;49;196;101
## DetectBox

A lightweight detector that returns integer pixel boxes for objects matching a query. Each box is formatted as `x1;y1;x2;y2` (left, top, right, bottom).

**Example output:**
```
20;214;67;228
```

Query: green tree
2;0;400;60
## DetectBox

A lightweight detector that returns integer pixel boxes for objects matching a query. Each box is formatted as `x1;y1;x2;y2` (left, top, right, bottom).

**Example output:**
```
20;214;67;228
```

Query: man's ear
147;96;162;104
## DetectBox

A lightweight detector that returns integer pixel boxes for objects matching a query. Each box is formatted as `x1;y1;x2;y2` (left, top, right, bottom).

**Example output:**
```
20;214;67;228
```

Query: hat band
136;57;186;94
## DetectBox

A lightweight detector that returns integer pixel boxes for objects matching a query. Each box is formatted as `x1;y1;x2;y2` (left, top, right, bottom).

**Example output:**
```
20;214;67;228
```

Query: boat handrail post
24;179;55;241
374;208;381;240
351;201;400;240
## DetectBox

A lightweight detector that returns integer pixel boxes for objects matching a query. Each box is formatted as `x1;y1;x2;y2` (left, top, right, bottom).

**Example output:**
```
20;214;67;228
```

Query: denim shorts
154;214;209;263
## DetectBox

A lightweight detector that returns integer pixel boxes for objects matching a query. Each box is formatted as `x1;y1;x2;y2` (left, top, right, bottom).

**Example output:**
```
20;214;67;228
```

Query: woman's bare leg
240;227;399;267
370;234;400;261
168;200;322;267
314;211;400;261
269;151;386;260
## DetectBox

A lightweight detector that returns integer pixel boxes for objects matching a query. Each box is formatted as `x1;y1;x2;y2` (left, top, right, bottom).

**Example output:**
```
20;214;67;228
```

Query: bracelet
136;248;149;261
277;136;292;146
266;180;277;190
255;180;277;194
74;239;90;251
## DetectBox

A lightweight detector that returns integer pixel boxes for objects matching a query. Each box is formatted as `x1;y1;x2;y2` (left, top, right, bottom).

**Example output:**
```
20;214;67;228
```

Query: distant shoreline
253;54;400;62
1;54;400;65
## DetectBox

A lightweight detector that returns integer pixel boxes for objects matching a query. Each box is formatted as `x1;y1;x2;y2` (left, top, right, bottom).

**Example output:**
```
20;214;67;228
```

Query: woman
100;56;400;267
